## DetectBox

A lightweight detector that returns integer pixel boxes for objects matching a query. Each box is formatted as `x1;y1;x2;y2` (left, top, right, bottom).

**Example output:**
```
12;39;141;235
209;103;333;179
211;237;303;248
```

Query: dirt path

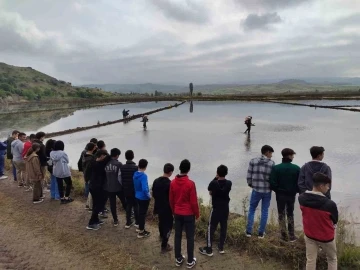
0;178;289;270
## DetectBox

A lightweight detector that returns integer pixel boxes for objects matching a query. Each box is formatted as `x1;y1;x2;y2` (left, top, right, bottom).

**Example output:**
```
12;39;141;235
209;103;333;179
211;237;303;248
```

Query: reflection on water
244;134;251;152
190;101;194;113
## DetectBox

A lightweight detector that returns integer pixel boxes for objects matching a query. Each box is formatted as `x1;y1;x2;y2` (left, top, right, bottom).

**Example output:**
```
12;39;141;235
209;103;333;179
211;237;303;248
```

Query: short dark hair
12;130;19;136
164;163;174;174
125;150;134;160
179;159;191;174
313;172;331;187
97;140;105;149
86;142;96;152
138;159;148;169
35;131;46;140
110;148;121;157
217;165;228;177
18;132;26;137
95;149;108;158
29;134;36;140
54;140;65;151
281;148;296;157
90;138;98;144
261;145;274;155
310;146;325;159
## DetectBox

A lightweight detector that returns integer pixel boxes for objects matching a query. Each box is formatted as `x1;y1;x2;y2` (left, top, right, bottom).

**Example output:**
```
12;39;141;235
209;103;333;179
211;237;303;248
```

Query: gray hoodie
104;159;122;192
50;150;71;178
298;161;332;198
11;139;24;162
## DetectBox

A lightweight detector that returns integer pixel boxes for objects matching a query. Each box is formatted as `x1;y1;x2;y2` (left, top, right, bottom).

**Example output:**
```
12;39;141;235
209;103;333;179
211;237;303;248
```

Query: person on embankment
246;145;275;238
270;148;300;242
45;139;60;200
83;142;97;210
0;139;8;180
6;130;19;182
25;143;44;204
298;146;332;199
152;163;175;253
11;132;27;187
170;159;199;269
199;165;232;256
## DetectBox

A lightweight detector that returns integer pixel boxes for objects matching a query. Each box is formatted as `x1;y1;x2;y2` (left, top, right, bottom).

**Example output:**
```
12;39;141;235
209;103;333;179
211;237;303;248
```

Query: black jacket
120;160;138;197
33;139;47;167
82;153;95;183
77;149;86;172
89;155;111;190
6;137;14;159
152;176;172;215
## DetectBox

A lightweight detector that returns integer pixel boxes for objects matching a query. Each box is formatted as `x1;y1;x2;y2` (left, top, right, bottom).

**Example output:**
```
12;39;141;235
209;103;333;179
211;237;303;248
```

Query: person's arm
190;182;200;219
141;175;150;199
77;152;84;171
269;168;278;191
169;183;174;213
117;166;122;185
298;165;306;194
330;201;338;225
246;160;253;187
208;181;213;196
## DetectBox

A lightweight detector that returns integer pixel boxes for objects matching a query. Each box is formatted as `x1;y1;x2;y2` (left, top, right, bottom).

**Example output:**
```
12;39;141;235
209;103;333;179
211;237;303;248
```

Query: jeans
207;207;229;250
125;195;139;225
305;236;337;270
56;177;72;198
276;193;295;237
84;182;90;198
137;199;150;231
0;154;4;176
246;190;272;234
50;174;60;200
174;215;195;263
158;211;173;248
12;160;17;180
89;189;106;226
108;191;127;222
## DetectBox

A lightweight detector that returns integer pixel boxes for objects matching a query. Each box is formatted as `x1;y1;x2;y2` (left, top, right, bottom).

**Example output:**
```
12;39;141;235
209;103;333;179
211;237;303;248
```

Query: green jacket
270;159;300;195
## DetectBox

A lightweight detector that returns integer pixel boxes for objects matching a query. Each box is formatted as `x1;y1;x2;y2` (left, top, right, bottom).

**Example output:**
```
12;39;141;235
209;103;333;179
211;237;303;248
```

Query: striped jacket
247;155;275;193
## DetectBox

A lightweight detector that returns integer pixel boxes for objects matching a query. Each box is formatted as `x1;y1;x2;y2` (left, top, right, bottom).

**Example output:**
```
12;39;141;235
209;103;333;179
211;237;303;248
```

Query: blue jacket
133;171;150;200
0;141;7;156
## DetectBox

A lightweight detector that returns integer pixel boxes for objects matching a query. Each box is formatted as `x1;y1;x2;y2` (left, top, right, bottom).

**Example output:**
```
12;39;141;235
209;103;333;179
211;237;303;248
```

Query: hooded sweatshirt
105;159;123;192
133;171;150;200
247;155;275;193
152;176;171;215
89;155;111;190
82;153;95;183
50;150;71;178
298;161;332;197
26;152;43;182
169;174;199;218
11;139;24;162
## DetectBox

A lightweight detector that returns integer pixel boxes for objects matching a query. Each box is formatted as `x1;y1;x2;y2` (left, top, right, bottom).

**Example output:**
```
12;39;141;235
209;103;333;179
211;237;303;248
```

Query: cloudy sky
0;0;359;85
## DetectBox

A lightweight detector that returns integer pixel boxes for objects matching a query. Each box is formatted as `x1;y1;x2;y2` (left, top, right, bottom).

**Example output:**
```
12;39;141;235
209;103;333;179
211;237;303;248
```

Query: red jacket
299;191;338;242
22;141;32;158
169;174;199;218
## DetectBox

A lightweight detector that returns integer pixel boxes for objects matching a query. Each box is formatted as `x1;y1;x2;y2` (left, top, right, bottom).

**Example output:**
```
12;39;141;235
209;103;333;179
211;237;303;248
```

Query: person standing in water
244;116;255;134
141;115;149;129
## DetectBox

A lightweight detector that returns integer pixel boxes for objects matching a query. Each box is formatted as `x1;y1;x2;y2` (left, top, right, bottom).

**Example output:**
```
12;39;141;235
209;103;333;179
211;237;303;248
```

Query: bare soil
0;177;289;270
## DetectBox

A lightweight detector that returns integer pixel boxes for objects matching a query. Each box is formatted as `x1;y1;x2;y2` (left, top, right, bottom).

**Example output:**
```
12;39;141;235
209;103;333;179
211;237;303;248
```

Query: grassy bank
4;160;360;269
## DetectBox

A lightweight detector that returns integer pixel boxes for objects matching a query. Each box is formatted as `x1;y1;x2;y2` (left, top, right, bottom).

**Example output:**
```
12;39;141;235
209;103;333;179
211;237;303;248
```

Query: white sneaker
0;175;8;180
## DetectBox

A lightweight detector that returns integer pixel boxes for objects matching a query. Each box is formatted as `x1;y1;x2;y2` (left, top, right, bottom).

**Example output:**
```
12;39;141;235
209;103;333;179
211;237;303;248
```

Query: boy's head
54;140;65;151
29;134;36;143
110;148;121;159
97;140;106;150
216;165;228;178
261;145;274;159
35;131;46;142
312;172;331;195
138;159;148;170
12;130;19;139
125;150;134;161
95;149;108;159
18;132;27;142
310;146;325;161
90;138;98;144
281;148;296;160
179;159;191;174
163;163;174;177
86;142;96;153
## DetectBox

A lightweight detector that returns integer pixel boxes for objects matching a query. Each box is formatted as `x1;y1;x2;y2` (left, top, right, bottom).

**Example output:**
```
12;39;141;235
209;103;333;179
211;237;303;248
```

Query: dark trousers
56;177;72;198
108;190;127;221
244;125;251;134
33;181;43;201
174;215;195;263
276;193;295;237
158;211;173;248
89;188;106;225
207;207;229;250
126;195;139;224
137;199;150;231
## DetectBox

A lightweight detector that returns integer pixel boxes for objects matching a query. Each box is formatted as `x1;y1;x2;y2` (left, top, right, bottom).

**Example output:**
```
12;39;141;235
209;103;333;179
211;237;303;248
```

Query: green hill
0;62;114;101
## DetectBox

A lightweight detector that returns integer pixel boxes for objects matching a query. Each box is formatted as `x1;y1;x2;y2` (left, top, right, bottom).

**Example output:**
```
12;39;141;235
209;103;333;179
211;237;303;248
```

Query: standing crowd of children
1;130;338;270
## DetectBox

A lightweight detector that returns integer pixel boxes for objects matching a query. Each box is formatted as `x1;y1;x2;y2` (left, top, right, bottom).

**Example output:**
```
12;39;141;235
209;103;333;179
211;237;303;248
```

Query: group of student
1;130;338;270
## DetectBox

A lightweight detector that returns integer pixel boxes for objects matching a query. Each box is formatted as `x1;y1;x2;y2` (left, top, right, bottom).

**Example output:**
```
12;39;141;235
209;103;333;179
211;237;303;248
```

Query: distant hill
83;83;186;94
0;62;114;102
277;79;309;85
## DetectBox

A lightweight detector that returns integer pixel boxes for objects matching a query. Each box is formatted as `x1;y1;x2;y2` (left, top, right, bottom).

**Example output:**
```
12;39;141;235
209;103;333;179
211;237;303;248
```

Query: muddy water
2;101;359;242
